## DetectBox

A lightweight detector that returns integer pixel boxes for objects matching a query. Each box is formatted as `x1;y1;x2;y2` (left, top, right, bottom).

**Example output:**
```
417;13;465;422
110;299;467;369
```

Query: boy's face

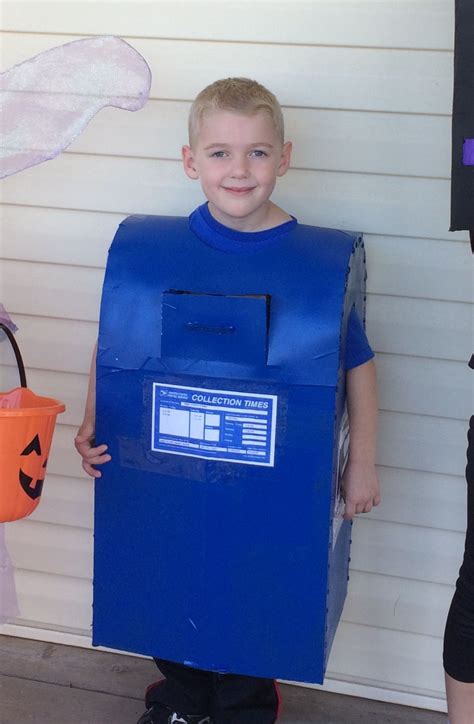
182;110;292;230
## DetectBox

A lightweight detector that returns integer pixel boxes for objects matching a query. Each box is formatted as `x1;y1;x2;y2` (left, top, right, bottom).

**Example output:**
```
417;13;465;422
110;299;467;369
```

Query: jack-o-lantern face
0;386;64;523
18;433;48;501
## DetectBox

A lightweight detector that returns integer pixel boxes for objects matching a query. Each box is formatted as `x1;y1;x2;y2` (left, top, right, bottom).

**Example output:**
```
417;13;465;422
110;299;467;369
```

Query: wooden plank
350;517;464;587
342;570;453;639
0;153;463;241
376;354;470;420
367;296;471;362
377;411;467;477
1;33;453;114
3;206;470;296
2;263;468;362
3;476;465;587
46;409;469;484
28;473;94;530
374;466;466;533
1;204;121;268
0;383;468;533
5;519;92;580
0;674;145;724
1;259;103;322
12;570;92;633
0;314;98;375
0;633;155;697
2;353;469;427
328;622;445;699
0;1;454;50
60;102;452;180
364;234;472;303
14;367;89;427
0;637;447;723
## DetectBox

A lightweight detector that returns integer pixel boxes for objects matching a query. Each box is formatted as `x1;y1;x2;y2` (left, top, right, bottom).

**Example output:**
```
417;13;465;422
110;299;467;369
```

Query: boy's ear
277;141;292;177
182;145;199;179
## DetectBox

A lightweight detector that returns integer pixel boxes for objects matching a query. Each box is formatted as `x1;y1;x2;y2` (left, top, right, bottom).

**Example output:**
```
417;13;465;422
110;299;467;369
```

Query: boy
75;78;379;724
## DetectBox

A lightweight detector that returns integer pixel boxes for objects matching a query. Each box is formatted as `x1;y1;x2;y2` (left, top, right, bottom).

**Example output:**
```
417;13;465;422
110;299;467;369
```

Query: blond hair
188;77;284;147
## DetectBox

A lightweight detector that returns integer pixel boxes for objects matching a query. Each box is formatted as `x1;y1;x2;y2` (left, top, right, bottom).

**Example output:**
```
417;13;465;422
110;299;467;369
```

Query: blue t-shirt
189;202;374;370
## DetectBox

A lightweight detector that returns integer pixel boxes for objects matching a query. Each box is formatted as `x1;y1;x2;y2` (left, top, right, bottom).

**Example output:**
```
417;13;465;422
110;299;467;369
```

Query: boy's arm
74;343;111;478
342;358;380;520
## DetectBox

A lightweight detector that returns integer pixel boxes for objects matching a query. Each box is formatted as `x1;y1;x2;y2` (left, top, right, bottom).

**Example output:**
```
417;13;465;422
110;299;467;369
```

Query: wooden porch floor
0;636;446;723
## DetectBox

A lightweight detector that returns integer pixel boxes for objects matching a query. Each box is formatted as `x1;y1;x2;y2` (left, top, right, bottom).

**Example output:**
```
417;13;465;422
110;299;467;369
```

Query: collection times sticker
152;383;277;466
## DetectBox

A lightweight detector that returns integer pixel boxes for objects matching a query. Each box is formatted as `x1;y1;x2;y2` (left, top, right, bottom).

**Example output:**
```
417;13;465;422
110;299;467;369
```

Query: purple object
0;36;151;179
0;304;18;334
463;139;474;166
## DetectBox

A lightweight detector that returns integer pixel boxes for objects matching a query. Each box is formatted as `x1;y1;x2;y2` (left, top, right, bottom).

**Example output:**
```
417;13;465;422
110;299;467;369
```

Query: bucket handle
0;323;27;388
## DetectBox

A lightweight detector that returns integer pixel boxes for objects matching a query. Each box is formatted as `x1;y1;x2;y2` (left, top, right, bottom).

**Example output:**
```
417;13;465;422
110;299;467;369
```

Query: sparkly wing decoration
0;36;150;623
0;35;151;179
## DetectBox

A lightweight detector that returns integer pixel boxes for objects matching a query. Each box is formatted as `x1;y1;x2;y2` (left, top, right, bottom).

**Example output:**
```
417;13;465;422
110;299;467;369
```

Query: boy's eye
210;150;227;158
250;150;268;158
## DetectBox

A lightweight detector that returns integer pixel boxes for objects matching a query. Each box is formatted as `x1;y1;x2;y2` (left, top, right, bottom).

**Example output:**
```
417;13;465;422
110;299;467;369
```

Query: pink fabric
0;524;19;623
0;35;151;179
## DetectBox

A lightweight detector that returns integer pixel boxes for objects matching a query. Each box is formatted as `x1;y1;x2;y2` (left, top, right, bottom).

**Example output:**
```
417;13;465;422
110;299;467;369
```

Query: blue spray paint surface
93;213;368;683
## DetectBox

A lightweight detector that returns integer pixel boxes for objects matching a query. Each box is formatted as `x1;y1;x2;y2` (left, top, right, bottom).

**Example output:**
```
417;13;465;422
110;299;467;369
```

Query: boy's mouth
223;186;255;194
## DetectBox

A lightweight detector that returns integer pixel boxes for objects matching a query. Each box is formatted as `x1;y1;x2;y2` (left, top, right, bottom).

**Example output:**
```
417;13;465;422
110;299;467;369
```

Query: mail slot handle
186;322;236;335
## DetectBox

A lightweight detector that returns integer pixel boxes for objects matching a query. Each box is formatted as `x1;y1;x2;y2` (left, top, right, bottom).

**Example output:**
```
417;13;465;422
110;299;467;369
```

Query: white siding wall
0;0;471;712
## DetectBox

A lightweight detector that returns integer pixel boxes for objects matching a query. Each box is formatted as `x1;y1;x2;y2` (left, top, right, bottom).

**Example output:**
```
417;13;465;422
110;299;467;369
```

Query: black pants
444;415;474;682
146;658;280;723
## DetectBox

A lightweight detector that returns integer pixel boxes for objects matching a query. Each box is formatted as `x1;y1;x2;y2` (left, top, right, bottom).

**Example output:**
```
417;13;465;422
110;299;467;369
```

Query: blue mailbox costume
93;203;371;684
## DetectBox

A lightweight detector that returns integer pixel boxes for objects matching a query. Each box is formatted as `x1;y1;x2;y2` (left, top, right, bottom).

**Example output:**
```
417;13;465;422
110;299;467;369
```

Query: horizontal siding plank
367;296;471;363
27;413;467;533
3;511;461;602
5;520;92;580
45;424;85;480
48;409;465;479
328;622;445;698
342;571;452;639
377;411;467;477
0;315;97;375
1;33;453;114
364;235;472;303
1;205;121;268
2;260;104;322
351;518;464;587
14;368;89;427
61;102;452;180
376;354;470;420
374;467;466;534
28;474;94;530
0;154;463;241
2;420;467;535
11;569;91;634
1;353;469;428
1;1;454;50
2;267;469;361
5;570;456;663
3;206;471;298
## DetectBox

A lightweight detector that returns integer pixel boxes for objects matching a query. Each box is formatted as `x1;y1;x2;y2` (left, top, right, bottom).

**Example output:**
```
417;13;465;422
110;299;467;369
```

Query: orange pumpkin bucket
0;323;65;522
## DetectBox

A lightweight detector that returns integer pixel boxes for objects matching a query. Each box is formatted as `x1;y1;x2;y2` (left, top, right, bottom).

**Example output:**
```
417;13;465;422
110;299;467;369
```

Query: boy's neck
207;201;292;232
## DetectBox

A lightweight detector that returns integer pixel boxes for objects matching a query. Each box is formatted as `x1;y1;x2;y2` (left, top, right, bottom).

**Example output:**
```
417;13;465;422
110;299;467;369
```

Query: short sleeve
344;306;374;370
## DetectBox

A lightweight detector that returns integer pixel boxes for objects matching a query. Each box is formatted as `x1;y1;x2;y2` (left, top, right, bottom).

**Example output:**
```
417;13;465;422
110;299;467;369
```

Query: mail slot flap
161;291;269;365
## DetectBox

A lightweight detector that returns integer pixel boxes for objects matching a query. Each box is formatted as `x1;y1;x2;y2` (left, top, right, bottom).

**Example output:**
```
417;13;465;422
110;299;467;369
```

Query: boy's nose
230;157;250;178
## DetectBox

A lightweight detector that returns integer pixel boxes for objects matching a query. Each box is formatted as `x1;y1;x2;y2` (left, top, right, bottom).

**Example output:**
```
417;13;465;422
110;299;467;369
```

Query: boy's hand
341;460;380;520
74;420;111;478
